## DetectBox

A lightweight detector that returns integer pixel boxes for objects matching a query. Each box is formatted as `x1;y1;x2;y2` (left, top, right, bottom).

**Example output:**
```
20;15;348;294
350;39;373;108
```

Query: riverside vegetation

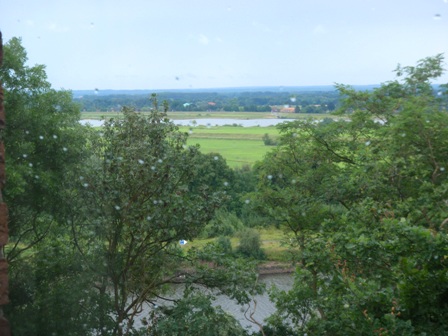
2;36;448;335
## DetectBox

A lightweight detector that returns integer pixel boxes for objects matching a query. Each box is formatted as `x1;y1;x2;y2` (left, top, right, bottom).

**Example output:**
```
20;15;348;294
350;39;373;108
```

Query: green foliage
256;54;448;335
202;209;244;238
148;291;248;336
262;133;277;146
236;228;266;260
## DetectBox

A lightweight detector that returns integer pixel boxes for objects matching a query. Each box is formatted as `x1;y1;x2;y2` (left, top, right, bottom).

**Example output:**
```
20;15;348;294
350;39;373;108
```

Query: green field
181;125;279;168
81;110;331;121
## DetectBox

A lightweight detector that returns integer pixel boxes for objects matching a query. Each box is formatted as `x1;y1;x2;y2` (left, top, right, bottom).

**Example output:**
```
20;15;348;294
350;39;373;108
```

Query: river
135;273;293;333
80;118;297;128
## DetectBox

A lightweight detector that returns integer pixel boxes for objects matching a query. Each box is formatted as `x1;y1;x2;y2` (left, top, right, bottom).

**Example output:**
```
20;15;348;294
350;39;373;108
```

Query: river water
136;273;293;333
80;118;297;128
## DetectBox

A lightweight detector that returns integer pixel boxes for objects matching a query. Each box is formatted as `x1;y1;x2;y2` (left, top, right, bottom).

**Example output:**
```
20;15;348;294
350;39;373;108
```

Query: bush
262;133;277;146
236;228;265;260
201;210;244;238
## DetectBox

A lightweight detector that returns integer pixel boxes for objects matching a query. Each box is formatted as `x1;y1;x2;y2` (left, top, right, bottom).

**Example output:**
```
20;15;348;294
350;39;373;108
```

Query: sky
1;0;448;90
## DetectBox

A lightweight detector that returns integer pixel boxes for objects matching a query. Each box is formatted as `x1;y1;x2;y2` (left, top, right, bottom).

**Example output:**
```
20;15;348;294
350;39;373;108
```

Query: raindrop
365;140;371;146
157;159;163;163
153;200;158;204
267;175;273;180
175;76;180;81
53;134;58;139
441;167;445;171
83;183;89;188
114;205;121;210
245;199;250;204
224;181;229;186
39;135;44;140
35;175;39;179
63;147;68;152
146;216;152;221
138;159;145;164
434;13;442;20
22;154;28;158
151;166;156;170
90;22;95;27
94;88;99;94
214;156;219;160
29;163;33;167
25;130;29;134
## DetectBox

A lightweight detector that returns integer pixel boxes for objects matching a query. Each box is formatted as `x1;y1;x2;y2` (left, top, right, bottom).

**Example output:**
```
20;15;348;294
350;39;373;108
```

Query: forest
1;36;448;336
74;89;340;114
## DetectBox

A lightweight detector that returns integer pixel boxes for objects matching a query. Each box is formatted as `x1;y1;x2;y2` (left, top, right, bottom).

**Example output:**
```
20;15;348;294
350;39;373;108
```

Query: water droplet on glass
138;159;145;164
175;76;180;81
267;175;273;180
434;13;442;20
114;205;121;210
365;140;371;146
94;88;99;94
39;135;44;140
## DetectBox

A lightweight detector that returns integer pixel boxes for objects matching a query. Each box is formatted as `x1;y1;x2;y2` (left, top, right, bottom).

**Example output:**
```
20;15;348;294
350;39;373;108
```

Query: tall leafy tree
256;55;448;335
69;100;235;335
0;37;91;335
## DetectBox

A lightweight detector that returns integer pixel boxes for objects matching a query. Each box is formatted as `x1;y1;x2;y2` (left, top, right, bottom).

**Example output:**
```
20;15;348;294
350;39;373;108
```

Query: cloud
313;24;326;35
198;34;209;45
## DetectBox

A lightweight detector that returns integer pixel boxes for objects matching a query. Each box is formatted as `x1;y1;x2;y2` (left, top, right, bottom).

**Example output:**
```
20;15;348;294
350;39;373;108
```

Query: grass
183;226;292;263
81;110;333;121
182;125;279;167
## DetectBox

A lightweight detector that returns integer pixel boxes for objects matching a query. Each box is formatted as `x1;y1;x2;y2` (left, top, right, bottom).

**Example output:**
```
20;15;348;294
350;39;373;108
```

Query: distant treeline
74;90;341;113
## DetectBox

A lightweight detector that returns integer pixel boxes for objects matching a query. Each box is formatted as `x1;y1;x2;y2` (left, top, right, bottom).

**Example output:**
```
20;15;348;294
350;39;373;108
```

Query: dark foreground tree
1;37;91;335
256;55;448;335
69;100;263;335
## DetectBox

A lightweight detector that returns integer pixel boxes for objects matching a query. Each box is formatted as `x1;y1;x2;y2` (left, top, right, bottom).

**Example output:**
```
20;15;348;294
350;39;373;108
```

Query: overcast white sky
1;0;448;90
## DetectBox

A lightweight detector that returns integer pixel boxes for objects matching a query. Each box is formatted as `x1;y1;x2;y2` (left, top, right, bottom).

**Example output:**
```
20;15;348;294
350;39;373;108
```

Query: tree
256;55;448;335
68;99;239;335
1;37;92;335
